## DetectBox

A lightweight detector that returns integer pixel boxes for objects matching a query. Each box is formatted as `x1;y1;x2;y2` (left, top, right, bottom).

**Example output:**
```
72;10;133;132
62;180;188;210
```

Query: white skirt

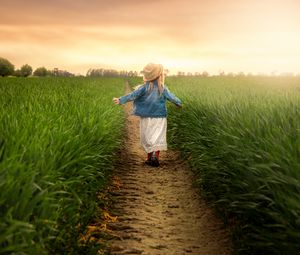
140;117;167;153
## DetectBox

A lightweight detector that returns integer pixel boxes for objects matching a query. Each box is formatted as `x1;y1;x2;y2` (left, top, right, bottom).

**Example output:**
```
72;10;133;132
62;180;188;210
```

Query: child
113;63;182;167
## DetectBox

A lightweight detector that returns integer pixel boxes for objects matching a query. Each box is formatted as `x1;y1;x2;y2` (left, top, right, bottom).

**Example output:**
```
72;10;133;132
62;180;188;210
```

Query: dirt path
105;87;232;255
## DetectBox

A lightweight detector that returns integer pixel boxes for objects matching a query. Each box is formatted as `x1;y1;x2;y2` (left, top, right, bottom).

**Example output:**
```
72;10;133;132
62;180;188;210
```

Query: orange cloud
1;0;300;74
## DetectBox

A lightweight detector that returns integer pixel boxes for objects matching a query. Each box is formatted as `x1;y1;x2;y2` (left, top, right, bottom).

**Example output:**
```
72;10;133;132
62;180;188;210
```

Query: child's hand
113;97;120;105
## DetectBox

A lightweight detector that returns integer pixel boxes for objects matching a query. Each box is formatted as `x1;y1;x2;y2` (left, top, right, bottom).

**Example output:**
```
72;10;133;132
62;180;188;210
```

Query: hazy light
1;0;300;75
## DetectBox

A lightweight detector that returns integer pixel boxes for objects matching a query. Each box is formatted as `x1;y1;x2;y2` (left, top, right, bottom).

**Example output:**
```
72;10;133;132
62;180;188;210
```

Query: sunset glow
1;0;300;75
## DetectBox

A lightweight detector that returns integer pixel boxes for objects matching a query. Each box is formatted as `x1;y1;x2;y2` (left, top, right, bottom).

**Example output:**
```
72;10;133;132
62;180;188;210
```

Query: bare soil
100;94;233;255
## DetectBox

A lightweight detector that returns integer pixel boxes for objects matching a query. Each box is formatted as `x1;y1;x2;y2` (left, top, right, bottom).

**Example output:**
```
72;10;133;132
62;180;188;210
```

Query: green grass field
1;76;300;254
0;77;125;254
166;76;300;254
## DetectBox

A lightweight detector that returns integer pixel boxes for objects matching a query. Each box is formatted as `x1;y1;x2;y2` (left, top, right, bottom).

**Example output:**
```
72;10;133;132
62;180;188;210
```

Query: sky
1;0;300;75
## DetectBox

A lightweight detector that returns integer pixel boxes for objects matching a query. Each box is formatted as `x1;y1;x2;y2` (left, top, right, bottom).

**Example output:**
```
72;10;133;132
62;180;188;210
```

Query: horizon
1;0;300;75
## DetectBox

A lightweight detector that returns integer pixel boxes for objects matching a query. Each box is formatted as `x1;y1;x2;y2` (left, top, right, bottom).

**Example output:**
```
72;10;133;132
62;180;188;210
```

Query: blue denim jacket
119;81;182;117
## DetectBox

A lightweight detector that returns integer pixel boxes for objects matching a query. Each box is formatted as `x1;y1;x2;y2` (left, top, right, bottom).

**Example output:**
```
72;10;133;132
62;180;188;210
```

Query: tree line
86;68;138;77
0;57;74;77
0;57;140;78
6;56;289;78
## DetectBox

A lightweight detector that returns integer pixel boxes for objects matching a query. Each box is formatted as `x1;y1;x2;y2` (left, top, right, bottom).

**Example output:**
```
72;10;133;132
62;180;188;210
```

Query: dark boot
150;151;160;167
145;152;153;166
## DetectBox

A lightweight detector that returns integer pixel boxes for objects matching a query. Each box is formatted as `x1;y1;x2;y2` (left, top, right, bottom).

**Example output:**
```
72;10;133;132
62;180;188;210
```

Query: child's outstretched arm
164;87;182;107
112;85;146;105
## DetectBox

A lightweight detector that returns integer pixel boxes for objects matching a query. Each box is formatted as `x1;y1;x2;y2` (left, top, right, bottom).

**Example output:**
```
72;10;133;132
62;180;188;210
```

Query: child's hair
141;63;165;95
147;73;165;95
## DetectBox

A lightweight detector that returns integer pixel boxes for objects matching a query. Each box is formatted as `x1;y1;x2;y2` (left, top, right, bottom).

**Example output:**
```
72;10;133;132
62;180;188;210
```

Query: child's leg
148;151;160;160
155;150;160;160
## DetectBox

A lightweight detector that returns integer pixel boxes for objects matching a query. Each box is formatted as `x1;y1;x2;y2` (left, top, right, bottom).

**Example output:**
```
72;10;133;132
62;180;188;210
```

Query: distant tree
127;71;134;77
52;68;74;77
86;68;138;78
218;70;225;76
0;57;14;76
33;67;48;77
202;71;209;77
177;71;185;76
86;68;92;76
20;64;33;77
120;70;129;77
14;69;22;77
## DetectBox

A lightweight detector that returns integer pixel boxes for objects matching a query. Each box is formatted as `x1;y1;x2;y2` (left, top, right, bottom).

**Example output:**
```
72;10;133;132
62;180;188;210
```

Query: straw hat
142;63;163;81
